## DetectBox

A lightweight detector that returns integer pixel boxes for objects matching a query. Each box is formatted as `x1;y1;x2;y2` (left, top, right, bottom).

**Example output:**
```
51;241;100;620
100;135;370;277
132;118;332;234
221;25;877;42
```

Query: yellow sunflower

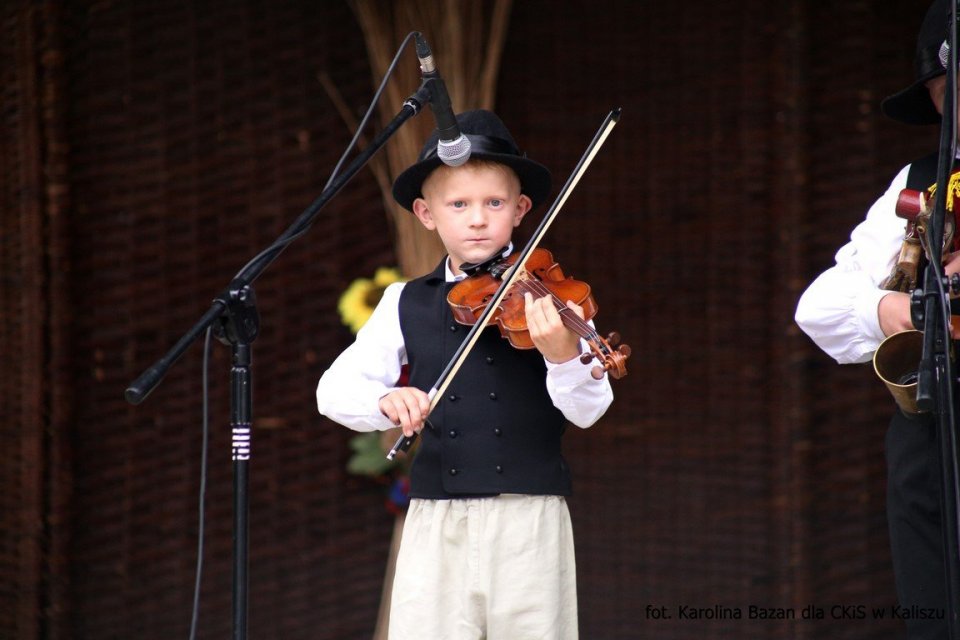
337;267;406;334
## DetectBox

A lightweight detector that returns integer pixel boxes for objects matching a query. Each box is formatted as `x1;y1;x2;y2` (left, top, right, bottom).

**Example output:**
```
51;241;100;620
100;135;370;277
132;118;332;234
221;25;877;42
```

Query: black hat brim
392;151;552;213
881;70;943;125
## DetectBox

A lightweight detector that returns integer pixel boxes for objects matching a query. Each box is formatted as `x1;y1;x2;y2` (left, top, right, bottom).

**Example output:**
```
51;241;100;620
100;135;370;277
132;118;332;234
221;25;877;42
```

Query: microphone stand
124;85;430;640
913;1;960;635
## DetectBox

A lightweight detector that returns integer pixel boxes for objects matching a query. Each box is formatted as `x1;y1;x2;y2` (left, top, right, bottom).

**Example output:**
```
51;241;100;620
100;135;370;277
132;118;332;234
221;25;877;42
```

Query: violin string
516;278;596;337
510;275;624;373
514;277;605;346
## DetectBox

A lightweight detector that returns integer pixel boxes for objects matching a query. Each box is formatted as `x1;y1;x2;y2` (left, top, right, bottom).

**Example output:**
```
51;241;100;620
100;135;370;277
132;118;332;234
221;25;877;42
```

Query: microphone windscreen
438;136;472;167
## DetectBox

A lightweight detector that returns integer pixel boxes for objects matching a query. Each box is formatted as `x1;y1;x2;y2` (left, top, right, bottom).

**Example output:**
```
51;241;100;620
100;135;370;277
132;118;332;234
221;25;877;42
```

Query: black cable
187;327;213;640
232;31;420;281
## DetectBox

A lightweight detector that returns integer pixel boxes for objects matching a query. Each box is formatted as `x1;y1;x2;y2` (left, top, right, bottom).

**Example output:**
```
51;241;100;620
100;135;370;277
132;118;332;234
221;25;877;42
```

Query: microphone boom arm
125;86;430;405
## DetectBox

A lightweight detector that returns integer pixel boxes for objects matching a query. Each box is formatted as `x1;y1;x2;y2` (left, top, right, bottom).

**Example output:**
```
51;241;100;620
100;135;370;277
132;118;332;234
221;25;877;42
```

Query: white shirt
317;258;614;431
794;164;912;364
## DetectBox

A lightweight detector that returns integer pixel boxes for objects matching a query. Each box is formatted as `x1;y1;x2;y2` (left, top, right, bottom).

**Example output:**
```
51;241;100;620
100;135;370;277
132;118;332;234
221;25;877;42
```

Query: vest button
449;325;458;332
448;430;458;438
493;427;502;436
486;356;495;365
449;468;458;476
495;465;503;474
489;392;497;400
448;394;457;402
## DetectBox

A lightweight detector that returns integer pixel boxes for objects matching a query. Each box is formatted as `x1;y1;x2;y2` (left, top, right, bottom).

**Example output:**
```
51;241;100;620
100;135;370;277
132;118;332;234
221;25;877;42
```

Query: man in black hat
317;109;613;639
796;1;957;638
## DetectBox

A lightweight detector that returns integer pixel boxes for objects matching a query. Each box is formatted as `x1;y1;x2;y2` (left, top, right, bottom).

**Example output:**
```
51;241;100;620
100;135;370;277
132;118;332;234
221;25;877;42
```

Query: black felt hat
881;0;950;125
392;109;552;212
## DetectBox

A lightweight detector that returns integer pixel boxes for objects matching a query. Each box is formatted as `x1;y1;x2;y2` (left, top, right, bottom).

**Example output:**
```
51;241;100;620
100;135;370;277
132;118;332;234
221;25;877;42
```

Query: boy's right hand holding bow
379;387;431;437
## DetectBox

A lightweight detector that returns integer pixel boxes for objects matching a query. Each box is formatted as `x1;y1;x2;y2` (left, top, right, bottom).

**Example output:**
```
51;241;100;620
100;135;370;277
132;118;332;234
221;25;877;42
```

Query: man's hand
879;291;914;337
942;251;960;339
944;251;960;284
879;249;960;340
379;387;431;437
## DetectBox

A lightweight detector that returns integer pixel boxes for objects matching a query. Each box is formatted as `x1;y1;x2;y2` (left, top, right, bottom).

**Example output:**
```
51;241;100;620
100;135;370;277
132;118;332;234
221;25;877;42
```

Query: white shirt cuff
544;355;594;388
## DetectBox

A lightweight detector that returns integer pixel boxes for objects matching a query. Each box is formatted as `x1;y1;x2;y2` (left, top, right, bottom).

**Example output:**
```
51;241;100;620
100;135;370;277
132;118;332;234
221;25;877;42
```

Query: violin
448;247;630;380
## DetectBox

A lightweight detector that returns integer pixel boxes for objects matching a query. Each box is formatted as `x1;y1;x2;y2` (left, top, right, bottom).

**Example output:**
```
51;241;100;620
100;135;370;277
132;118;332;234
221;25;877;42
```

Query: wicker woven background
0;0;938;638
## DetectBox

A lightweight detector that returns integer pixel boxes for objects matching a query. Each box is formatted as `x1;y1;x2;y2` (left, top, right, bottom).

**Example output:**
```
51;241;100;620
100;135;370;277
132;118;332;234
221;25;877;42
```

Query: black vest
398;260;572;499
906;151;940;191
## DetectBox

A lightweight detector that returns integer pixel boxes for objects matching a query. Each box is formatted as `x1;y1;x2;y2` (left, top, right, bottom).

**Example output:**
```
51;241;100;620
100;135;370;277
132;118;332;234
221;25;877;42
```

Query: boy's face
412;163;532;274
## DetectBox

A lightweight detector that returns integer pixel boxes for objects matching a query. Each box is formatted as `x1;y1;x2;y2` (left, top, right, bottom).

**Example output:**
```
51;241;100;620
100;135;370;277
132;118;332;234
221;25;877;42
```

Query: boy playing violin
316;109;613;639
796;1;959;637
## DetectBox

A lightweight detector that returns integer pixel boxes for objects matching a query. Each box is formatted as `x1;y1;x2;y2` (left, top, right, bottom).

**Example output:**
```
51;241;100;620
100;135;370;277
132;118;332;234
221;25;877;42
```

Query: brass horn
873;330;924;415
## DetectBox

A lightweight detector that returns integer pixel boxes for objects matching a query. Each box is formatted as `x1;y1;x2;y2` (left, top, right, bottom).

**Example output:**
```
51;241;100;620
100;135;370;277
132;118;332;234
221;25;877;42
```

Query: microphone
414;33;471;167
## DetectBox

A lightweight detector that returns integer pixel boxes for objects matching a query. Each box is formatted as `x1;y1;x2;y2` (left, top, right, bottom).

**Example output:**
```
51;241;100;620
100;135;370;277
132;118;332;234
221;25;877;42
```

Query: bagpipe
875;168;960;413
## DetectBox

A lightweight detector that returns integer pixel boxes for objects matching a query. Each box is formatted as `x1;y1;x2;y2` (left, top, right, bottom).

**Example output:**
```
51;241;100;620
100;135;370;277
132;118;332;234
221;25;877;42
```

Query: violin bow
387;108;621;460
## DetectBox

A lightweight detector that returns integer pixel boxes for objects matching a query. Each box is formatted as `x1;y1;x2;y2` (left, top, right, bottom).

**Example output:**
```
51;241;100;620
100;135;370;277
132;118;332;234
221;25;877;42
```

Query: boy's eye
451;200;466;208
489;199;503;207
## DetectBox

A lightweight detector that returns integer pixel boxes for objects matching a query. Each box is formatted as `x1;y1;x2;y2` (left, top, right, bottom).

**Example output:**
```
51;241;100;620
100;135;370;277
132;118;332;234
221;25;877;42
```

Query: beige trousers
388;494;578;640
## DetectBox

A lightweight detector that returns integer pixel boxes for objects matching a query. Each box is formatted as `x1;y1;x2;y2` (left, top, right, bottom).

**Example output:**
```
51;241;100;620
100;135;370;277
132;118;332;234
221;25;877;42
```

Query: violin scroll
581;331;630;380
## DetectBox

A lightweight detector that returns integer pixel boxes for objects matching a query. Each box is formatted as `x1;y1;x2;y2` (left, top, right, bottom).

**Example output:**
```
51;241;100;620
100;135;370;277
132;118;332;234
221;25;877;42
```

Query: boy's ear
513;194;533;227
411;198;436;230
